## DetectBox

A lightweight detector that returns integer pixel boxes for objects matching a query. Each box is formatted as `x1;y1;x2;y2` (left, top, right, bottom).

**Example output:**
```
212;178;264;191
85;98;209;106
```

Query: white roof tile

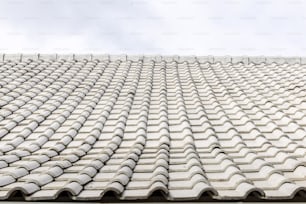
0;54;305;201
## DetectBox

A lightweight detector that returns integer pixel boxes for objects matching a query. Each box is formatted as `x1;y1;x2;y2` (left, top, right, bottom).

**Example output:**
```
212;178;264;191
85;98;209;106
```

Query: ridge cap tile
196;55;214;63
57;54;74;60
4;53;22;62
38;54;57;61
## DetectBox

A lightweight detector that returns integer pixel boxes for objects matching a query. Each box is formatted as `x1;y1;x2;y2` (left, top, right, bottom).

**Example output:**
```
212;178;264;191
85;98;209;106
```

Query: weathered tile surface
0;55;306;201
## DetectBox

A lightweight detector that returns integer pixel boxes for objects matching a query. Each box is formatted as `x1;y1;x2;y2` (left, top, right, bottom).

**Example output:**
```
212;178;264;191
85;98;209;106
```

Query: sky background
0;0;305;56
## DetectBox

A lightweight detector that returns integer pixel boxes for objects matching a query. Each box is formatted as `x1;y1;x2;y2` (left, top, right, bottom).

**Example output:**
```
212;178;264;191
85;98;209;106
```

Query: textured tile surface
0;55;306;201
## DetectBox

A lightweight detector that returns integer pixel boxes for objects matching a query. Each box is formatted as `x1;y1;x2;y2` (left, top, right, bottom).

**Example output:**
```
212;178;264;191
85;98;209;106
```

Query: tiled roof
0;54;306;201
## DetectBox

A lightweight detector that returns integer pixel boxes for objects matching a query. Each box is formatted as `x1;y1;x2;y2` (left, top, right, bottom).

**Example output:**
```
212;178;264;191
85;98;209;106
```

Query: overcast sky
0;0;305;55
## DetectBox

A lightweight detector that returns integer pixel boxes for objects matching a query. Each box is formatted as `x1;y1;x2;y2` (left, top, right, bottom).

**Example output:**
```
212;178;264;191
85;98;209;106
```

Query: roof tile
0;54;305;201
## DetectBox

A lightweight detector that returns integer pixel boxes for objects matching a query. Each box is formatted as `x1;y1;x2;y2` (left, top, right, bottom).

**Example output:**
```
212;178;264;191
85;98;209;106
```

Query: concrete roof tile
0;54;305;201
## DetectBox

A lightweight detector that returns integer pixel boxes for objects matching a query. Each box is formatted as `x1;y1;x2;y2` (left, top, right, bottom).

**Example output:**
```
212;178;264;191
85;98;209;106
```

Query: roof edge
0;54;306;64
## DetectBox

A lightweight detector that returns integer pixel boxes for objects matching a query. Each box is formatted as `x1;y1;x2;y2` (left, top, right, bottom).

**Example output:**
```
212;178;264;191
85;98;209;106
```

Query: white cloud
0;0;305;55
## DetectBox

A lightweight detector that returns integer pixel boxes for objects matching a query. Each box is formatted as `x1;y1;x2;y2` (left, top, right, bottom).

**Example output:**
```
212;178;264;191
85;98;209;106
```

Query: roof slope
0;54;306;201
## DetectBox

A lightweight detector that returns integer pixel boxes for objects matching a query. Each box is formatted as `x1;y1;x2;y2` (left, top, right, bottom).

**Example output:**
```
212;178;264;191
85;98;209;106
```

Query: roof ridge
0;53;305;64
